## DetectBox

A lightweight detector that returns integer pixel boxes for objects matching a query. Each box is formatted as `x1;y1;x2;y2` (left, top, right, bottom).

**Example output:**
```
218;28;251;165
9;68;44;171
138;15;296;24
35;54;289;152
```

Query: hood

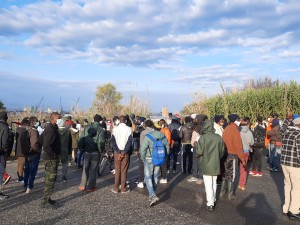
150;130;165;140
202;120;215;134
58;127;69;136
241;126;249;133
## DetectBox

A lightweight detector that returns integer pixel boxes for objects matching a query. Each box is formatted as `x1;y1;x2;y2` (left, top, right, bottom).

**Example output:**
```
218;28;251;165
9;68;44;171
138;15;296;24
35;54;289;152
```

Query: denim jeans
270;144;281;169
144;158;160;198
0;155;5;188
80;151;100;190
24;154;41;189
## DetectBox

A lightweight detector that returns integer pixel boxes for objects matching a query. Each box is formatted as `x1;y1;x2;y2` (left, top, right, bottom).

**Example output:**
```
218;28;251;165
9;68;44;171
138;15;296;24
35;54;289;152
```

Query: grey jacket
240;126;254;151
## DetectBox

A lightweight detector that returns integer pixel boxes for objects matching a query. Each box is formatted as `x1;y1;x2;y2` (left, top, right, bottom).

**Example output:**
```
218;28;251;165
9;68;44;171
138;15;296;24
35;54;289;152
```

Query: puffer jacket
179;122;193;144
70;127;79;149
140;130;170;161
0;120;9;156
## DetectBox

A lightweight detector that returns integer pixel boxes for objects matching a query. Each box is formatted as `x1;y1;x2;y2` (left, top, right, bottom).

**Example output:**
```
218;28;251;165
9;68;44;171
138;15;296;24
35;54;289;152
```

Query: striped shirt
280;119;300;167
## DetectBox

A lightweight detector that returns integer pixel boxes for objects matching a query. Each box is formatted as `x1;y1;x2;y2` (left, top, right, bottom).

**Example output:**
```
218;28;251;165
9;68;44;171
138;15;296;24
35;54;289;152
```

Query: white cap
191;113;197;119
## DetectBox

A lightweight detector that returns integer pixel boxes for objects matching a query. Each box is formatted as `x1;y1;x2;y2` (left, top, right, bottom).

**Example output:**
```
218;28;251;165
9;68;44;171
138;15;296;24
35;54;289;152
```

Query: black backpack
19;129;31;155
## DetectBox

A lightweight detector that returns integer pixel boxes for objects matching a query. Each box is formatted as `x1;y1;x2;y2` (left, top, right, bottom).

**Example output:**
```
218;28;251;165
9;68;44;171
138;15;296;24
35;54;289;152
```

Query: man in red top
220;114;246;200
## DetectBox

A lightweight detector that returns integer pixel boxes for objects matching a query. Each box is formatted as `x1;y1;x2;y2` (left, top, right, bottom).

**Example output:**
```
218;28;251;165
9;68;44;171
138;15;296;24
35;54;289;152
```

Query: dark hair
21;117;30;126
94;114;102;122
71;123;77;129
29;117;38;127
144;120;153;128
257;116;263;123
185;116;192;124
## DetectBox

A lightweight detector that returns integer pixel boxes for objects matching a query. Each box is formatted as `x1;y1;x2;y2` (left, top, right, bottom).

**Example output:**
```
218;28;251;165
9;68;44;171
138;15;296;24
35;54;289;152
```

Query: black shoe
288;212;300;220
42;202;58;209
62;176;67;182
206;205;214;211
0;193;9;200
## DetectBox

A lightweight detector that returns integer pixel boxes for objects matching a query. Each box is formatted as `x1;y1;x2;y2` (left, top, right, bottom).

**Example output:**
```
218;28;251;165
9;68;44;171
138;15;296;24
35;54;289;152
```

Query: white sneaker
160;179;167;184
110;169;115;175
187;177;199;182
25;188;31;194
137;182;144;188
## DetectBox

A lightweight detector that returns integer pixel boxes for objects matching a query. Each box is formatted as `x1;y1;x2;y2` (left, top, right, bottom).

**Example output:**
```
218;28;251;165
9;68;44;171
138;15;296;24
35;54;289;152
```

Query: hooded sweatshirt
58;127;72;159
140;130;170;161
240;126;254;152
196;120;225;176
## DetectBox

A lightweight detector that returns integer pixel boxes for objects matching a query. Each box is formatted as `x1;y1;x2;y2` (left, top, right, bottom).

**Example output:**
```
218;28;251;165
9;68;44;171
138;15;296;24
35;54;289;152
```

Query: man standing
280;114;300;220
79;114;105;192
23;116;42;193
220;114;246;200
111;115;132;193
140;122;169;206
179;117;193;174
41;112;61;208
168;116;181;173
196;120;224;211
0;111;10;200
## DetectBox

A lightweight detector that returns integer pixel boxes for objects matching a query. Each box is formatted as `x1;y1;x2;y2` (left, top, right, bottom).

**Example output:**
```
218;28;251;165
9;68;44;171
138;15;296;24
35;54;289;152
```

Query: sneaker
0;193;9;200
86;187;97;192
167;170;170;174
110;169;115;174
187;177;199;182
196;179;204;185
160;179;167;184
248;170;256;175
150;196;159;207
172;170;177;174
238;185;246;191
121;189;131;194
176;162;180;165
253;172;262;177
79;186;85;191
270;168;279;172
25;188;31;194
3;175;11;185
68;162;72;166
137;182;144;188
111;189;118;194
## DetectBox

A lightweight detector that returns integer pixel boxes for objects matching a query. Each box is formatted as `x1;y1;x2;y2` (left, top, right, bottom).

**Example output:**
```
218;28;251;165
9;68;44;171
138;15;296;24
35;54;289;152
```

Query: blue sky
0;0;300;114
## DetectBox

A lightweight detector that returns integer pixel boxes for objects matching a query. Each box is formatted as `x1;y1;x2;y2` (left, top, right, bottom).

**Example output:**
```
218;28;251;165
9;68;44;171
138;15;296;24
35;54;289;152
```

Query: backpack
19;129;31;155
146;134;166;166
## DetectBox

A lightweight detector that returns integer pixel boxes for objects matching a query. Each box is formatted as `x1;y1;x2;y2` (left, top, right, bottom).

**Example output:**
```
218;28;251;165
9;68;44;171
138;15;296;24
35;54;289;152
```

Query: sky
0;0;300;114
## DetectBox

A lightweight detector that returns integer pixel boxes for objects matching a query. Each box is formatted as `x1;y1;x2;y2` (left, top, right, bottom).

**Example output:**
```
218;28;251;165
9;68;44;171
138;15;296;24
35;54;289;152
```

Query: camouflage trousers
42;159;59;204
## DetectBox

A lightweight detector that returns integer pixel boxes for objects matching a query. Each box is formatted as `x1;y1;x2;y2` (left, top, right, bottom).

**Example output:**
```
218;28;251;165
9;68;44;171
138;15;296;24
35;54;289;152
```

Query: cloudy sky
0;0;299;114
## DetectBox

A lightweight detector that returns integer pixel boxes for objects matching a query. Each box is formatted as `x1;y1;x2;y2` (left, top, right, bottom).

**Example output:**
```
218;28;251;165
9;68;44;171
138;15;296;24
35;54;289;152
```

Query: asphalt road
0;153;298;225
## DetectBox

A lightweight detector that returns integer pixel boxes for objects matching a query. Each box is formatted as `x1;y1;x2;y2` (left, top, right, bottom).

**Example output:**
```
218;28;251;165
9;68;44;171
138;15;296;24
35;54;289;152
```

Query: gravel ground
0;154;298;225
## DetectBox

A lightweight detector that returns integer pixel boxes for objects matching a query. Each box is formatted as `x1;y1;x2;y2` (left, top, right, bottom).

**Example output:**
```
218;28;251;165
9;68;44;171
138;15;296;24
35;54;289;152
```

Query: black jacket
41;123;61;160
179;123;193;144
0;120;9;156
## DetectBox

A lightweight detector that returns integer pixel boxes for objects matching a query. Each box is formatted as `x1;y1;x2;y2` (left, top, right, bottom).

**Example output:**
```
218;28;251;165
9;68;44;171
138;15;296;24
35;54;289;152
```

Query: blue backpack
146;134;166;166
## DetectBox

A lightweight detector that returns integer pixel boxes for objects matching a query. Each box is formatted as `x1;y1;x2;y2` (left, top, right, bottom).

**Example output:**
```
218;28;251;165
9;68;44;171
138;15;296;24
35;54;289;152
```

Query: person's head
153;121;162;131
184;116;192;124
71;123;77;129
113;116;120;125
0;111;8;122
144;120;153;128
171;115;179;123
169;112;173;118
29;116;38;127
159;119;166;128
94;114;102;123
214;115;224;125
66;116;72;121
228;114;240;126
21;117;30;126
242;117;250;126
293;117;300;128
83;118;89;125
271;118;279;127
273;113;279;119
257;116;263;125
50;112;61;125
119;115;127;124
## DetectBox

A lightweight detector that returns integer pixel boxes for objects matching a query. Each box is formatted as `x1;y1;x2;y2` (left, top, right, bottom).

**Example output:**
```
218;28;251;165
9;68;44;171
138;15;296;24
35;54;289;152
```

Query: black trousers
181;144;193;173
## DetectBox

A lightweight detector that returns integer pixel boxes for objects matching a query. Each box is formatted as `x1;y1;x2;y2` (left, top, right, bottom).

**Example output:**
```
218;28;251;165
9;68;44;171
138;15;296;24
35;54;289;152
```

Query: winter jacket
140;130;170;161
168;122;181;146
268;125;282;143
160;127;171;145
191;130;200;147
27;127;41;156
58;127;72;159
140;127;154;146
196;120;225;176
15;126;27;157
0;120;9;156
70;127;79;149
240;126;254;152
253;125;266;148
179;122;193;144
42;123;61;160
222;123;244;161
111;123;132;154
82;122;106;153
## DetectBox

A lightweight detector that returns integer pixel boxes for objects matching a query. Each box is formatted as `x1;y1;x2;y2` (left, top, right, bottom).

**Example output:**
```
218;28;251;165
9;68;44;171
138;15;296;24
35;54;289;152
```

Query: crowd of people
0;110;299;220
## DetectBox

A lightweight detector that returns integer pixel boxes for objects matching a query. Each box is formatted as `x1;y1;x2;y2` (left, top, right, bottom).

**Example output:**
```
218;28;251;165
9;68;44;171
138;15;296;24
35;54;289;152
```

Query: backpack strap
146;134;156;142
